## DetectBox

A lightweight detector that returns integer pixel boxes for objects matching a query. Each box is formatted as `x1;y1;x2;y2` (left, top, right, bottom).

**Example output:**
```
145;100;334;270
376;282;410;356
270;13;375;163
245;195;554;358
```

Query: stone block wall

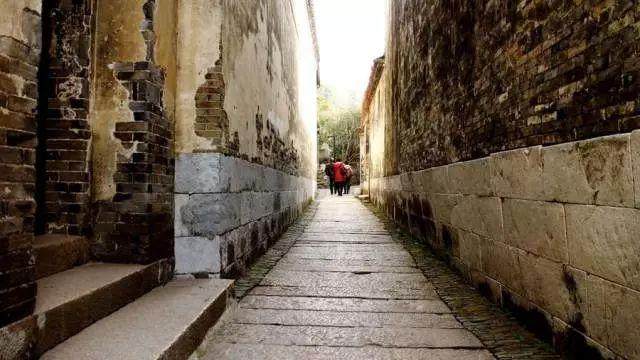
0;0;41;328
362;1;640;358
175;154;313;277
173;0;319;277
368;132;640;359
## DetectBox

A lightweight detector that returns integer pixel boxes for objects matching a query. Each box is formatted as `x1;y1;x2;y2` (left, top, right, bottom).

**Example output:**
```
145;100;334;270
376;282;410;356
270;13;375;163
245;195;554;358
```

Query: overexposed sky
314;0;387;104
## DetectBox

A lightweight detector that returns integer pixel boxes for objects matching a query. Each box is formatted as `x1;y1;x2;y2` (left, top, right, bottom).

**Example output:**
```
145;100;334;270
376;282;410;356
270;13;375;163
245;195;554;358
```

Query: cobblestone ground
202;193;560;359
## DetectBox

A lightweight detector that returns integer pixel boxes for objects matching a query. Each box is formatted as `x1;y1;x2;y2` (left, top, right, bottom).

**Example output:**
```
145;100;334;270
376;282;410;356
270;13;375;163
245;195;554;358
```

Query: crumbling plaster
175;0;317;179
90;0;177;201
0;1;42;45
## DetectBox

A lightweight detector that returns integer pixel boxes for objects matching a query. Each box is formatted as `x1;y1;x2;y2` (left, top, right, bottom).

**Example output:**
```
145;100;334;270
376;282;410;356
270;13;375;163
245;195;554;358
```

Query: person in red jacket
333;158;347;196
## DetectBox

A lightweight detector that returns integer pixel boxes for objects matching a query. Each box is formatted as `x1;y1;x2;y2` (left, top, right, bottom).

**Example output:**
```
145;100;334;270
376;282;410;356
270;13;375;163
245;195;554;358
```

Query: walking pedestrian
324;158;335;195
344;163;353;194
333;158;346;196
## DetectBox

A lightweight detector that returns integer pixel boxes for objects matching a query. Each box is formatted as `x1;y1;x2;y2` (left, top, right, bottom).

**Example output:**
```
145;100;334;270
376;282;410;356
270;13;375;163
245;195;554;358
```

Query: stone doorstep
33;259;172;356
41;278;234;360
34;234;91;279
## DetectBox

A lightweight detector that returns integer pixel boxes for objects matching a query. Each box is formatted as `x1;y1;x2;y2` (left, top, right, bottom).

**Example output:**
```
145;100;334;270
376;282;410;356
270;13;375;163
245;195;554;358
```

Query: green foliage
317;86;360;166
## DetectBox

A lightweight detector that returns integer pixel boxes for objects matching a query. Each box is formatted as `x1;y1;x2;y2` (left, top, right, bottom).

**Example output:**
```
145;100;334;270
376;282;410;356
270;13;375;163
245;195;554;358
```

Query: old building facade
0;0;318;358
361;1;640;359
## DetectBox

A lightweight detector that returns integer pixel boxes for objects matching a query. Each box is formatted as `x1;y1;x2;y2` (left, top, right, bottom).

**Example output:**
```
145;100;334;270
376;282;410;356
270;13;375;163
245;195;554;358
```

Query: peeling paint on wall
90;0;147;201
174;0;317;178
175;0;224;154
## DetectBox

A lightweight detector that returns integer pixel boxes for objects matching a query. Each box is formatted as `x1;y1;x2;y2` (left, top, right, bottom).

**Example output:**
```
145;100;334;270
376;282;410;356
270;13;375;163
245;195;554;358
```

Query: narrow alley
199;194;555;359
1;0;640;359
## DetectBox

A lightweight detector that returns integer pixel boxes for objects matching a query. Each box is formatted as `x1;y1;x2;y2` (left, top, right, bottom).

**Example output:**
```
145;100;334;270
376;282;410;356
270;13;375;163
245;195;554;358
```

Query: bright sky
314;0;387;105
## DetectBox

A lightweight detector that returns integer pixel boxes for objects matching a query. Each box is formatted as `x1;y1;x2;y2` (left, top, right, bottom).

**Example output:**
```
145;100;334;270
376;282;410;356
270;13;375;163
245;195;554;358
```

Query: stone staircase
24;234;233;358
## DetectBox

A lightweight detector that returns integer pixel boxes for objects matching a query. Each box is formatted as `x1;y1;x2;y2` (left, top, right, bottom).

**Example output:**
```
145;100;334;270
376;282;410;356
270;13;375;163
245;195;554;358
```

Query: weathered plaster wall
91;0;178;201
174;0;224;154
90;0;177;263
90;0;147;202
0;0;41;335
0;1;41;47
174;0;318;277
363;1;640;358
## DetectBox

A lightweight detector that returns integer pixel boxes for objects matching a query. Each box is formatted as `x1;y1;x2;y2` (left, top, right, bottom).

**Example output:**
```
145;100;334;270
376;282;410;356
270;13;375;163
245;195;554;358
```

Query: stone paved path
203;195;497;359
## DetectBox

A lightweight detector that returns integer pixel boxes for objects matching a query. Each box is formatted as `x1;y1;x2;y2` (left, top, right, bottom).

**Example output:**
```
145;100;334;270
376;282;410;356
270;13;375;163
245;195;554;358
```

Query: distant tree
317;86;360;182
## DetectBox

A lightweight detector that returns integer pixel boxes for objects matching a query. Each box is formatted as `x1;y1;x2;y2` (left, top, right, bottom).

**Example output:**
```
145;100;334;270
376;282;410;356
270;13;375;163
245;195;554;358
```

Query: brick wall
38;0;93;235
194;44;228;151
0;3;41;327
94;61;174;264
362;1;640;358
386;1;640;173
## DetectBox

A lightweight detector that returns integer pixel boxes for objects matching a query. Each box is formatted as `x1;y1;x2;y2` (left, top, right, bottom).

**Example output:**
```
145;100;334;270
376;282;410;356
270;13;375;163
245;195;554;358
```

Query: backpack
340;165;348;177
345;166;353;178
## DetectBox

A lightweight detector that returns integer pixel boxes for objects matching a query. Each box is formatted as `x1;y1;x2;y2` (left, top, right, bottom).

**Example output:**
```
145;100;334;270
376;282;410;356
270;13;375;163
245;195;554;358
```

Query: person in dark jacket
333;158;346;196
324;158;335;195
343;164;353;194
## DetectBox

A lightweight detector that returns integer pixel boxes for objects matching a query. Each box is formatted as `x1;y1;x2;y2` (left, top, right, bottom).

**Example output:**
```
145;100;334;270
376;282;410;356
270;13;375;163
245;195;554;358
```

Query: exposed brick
377;1;640;173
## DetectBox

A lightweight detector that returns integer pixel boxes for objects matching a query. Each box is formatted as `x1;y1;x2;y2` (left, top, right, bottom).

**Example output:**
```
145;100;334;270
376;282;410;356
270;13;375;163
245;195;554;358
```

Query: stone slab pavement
201;194;499;359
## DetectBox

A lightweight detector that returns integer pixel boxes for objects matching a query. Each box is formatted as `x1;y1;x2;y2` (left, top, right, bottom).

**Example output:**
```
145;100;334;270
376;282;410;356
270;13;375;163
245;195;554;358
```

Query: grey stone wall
367;132;640;359
174;153;314;277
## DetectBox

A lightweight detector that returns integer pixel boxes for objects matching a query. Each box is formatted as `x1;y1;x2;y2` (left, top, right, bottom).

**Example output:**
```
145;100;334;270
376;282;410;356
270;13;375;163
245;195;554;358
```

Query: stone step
41;278;234;360
34;234;90;279
34;260;172;356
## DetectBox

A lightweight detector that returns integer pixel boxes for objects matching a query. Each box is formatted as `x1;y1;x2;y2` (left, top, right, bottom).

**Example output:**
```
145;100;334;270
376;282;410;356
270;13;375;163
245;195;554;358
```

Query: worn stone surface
502;199;567;263
565;204;640;291
450;196;503;240
34;260;172;356
175;153;229;194
490;146;544;200
205;344;494;360
174;236;221;274
198;195;486;358
174;154;315;276
180;194;241;237
41;278;233;360
196;193;566;359
365;200;561;359
447;158;492;196
541;135;634;206
366;133;640;359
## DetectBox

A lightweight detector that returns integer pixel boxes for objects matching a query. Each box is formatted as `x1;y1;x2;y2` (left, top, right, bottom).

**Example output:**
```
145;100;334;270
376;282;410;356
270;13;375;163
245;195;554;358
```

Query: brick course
94;61;174;264
0;11;41;327
386;1;640;173
38;0;93;236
